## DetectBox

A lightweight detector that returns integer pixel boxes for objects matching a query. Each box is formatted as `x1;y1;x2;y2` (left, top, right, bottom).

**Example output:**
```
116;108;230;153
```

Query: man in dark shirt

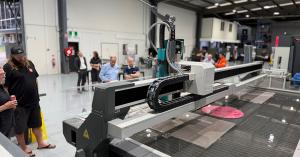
124;57;140;80
4;47;55;156
0;67;17;137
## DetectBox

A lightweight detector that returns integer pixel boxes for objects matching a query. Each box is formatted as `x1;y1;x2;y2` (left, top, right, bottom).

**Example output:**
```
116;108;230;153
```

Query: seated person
124;57;140;80
203;54;215;65
99;56;120;83
0;67;17;137
215;53;227;68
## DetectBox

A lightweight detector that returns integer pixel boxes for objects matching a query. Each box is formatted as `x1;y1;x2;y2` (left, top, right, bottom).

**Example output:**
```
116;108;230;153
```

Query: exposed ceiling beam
271;0;283;10
225;7;300;20
223;0;258;16
256;7;300;15
256;3;273;15
204;0;272;14
224;5;299;18
191;0;225;18
291;0;299;8
164;0;203;12
233;14;300;20
201;0;214;5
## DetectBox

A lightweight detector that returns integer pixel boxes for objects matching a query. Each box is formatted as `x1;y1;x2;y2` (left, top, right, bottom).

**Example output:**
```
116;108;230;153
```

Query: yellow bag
28;112;48;143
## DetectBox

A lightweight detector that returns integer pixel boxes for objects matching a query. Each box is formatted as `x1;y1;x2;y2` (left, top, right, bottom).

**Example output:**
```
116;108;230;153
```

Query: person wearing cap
0;66;17;138
215;53;227;68
3;46;56;157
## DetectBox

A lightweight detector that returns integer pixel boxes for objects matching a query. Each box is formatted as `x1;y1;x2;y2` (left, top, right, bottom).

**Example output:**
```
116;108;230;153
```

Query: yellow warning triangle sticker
83;129;90;140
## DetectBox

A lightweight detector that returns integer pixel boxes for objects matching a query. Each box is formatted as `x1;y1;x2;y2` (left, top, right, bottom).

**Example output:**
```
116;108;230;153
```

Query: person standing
124;57;140;80
4;46;56;157
75;52;88;92
90;51;101;90
0;66;17;138
226;48;231;61
99;56;120;83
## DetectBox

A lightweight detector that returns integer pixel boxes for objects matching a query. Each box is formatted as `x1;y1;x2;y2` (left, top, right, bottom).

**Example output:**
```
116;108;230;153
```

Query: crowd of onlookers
194;49;229;68
74;51;142;93
0;47;144;156
0;46;232;157
74;48;231;94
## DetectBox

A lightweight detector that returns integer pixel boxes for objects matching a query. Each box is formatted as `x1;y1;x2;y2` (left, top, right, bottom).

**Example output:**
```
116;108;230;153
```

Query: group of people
75;51;102;92
203;53;228;68
100;55;140;82
75;52;141;92
0;46;56;157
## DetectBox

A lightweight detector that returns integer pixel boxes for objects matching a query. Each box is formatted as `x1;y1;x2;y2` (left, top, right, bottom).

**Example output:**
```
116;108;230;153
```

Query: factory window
221;21;225;31
229;24;233;32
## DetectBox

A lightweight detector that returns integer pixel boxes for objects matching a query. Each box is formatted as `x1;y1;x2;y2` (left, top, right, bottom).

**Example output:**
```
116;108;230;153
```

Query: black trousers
77;69;87;88
91;69;100;83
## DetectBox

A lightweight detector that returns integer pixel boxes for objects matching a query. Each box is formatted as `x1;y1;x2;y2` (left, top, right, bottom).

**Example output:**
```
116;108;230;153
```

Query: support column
149;0;158;49
20;0;26;50
58;0;69;73
195;12;203;50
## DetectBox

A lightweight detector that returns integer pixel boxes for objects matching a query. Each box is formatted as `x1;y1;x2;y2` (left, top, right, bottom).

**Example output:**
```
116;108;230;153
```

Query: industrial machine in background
272;47;290;71
63;1;266;157
63;61;265;157
243;45;254;64
289;36;300;77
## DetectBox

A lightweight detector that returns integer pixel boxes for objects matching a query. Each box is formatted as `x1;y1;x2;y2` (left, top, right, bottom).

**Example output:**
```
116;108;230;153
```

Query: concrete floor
32;73;91;157
23;65;300;157
30;68;154;157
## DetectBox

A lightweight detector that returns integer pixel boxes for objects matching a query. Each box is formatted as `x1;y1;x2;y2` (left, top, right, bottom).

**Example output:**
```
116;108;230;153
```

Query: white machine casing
272;47;290;72
179;61;215;95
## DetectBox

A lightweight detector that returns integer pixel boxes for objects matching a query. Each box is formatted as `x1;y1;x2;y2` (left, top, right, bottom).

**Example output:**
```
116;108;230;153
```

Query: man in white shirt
203;54;215;65
75;52;88;92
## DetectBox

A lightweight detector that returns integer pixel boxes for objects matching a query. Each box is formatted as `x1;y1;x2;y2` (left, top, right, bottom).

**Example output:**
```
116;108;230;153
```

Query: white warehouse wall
22;0;197;74
201;18;238;43
23;0;60;75
23;0;150;74
157;3;197;59
66;0;150;66
211;18;238;42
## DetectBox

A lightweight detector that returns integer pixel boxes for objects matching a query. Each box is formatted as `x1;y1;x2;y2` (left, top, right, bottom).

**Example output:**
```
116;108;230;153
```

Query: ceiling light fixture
246;14;250;18
234;0;248;4
233;9;237;13
215;3;219;6
206;5;218;9
264;6;271;9
220;2;232;6
251;7;262;11
274;12;280;15
237;10;248;13
280;2;294;6
225;12;235;15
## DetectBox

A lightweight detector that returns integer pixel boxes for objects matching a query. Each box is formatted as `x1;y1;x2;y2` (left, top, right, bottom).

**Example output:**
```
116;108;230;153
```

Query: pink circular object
201;105;244;119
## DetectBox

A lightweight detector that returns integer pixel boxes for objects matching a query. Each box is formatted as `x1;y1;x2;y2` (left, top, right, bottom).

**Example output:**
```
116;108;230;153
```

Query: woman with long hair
90;51;101;90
